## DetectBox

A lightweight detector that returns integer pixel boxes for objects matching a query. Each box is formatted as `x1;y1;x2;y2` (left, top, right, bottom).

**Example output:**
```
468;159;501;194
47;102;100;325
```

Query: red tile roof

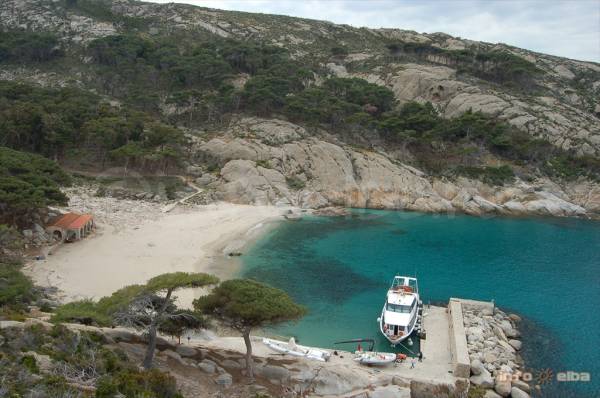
49;212;93;230
69;214;93;229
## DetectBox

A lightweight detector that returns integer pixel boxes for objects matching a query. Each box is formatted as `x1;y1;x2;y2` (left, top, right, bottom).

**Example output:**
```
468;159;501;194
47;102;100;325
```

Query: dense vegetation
0;81;184;171
0;147;70;225
376;102;600;182
61;0;151;30
385;42;544;90
0;30;62;63
86;34;312;120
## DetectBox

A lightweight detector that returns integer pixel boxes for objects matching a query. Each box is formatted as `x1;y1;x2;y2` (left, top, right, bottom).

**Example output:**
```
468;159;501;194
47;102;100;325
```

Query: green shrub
330;46;349;58
467;385;487;398
281;77;395;129
51;299;111;326
21;355;39;373
255;159;272;169
96;369;182;398
286;175;306;190
0;261;34;307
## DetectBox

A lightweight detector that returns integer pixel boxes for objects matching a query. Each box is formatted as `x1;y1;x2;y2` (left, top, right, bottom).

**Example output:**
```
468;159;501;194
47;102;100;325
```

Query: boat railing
391;275;419;295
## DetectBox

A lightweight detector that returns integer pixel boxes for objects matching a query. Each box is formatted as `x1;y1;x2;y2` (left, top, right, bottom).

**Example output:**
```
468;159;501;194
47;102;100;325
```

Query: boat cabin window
387;301;416;313
386;303;411;313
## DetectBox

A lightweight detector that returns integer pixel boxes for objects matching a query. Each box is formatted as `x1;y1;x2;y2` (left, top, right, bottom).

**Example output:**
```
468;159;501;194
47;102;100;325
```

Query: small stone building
46;212;95;242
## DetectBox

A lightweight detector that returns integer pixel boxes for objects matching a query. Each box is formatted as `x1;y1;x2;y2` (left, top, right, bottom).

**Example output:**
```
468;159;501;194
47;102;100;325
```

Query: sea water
241;210;600;396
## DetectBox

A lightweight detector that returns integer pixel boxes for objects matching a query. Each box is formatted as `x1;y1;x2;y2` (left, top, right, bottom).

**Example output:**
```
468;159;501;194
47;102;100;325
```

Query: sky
147;0;600;62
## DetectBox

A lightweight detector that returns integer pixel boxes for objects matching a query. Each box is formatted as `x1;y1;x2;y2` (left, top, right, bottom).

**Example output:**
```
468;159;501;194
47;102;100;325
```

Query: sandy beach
25;200;290;308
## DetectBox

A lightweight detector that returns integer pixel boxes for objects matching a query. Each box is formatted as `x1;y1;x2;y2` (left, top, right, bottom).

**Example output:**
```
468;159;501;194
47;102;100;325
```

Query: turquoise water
241;210;600;396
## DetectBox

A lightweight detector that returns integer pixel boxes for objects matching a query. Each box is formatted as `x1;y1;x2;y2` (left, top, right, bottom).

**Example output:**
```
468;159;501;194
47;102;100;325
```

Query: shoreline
24;200;293;308
346;204;600;223
207;215;284;281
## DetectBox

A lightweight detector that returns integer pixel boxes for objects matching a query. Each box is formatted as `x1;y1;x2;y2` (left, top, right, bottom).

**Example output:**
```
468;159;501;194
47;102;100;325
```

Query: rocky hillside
1;0;599;218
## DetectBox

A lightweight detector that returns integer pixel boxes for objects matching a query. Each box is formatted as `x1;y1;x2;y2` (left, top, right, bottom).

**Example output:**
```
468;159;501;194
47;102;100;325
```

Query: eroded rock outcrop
191;118;600;218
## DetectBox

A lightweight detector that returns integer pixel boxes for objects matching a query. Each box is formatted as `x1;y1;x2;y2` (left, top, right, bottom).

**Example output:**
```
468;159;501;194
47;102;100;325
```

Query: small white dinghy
263;337;331;362
353;351;397;366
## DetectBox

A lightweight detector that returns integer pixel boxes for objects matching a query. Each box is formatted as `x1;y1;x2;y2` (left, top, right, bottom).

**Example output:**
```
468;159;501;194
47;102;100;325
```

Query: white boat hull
379;305;417;345
378;275;421;346
262;338;330;362
354;351;396;366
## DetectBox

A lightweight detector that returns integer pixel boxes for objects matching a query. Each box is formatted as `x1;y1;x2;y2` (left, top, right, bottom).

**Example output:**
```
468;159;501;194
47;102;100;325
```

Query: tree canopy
0;146;70;225
144;272;218;294
194;279;306;379
194;279;307;330
54;272;219;369
0;30;62;63
0;81;185;171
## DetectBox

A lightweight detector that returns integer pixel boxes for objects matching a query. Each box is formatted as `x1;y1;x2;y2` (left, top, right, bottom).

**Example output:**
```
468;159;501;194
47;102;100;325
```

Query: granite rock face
190;118;599;218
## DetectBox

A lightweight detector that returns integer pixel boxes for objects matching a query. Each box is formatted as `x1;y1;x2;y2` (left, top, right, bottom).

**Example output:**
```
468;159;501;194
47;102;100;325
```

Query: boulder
102;328;138;343
220;359;242;369
175;345;198;357
198;359;216;374
195;174;218;187
468;326;485;340
0;321;24;329
162;349;185;365
409;380;456;398
483;390;502;398
215;372;232;387
510;387;531;398
508;339;522;350
512;379;530;393
492;325;508;342
37;298;61;309
255;364;290;384
470;366;494;388
467;333;483;343
499;320;514;334
483;352;498;364
508;314;522;322
117;342;146;357
498;339;516;353
470;359;483;375
368;385;411;398
219;159;291;205
494;378;512;397
310;366;371;396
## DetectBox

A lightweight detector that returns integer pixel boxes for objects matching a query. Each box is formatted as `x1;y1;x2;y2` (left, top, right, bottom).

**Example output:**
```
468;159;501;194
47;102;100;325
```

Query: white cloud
147;0;600;62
